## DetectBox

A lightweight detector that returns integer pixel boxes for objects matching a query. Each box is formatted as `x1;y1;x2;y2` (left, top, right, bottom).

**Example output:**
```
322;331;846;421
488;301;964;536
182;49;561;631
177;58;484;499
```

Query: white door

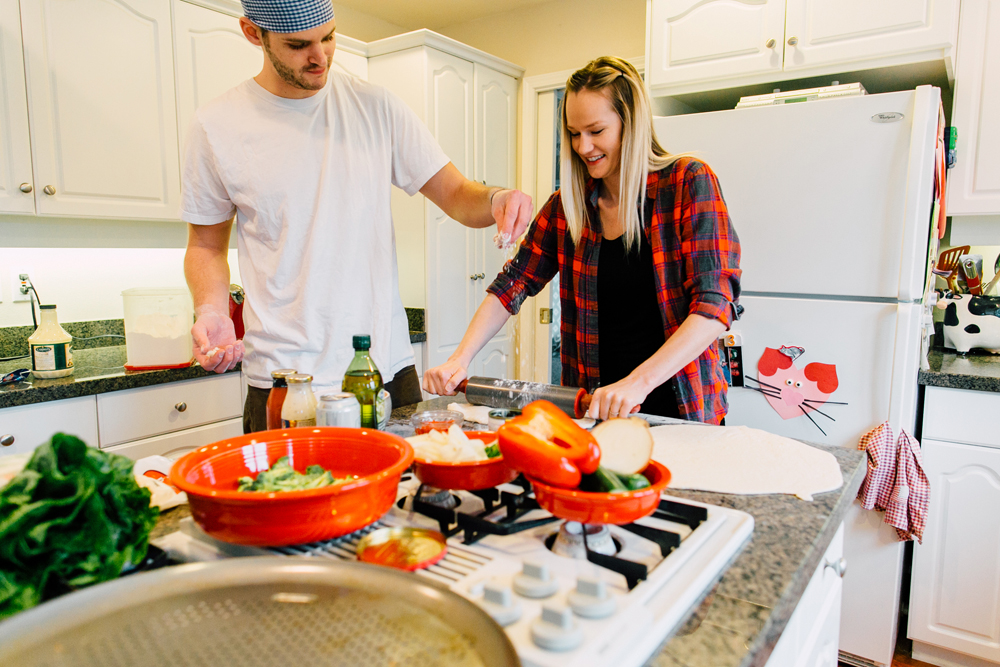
0;0;34;214
646;0;785;90
19;0;181;219
908;438;1000;662
654;87;938;301
172;0;261;149
472;64;517;379
724;295;900;447
425;49;475;369
946;0;1000;216
783;0;958;73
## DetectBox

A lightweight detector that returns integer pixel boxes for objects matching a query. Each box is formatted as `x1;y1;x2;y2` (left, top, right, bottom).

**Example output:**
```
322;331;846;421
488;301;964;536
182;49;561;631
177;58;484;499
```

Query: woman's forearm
630;314;727;393
450;294;512;367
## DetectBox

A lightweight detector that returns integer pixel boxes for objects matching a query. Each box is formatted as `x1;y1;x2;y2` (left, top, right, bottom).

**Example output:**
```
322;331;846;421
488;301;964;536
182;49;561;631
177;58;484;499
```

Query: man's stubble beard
262;41;332;91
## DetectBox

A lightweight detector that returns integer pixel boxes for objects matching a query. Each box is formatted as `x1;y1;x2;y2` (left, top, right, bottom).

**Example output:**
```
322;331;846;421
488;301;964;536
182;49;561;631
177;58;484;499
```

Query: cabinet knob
43;185;56;196
787;36;799;46
0;434;13;447
478;273;486;280
19;183;32;194
824;557;847;578
470;274;478;280
765;38;776;49
175;402;187;413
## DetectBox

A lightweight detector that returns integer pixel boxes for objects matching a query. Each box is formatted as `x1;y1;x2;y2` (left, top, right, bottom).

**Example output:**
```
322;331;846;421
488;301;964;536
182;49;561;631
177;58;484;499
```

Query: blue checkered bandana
241;0;334;33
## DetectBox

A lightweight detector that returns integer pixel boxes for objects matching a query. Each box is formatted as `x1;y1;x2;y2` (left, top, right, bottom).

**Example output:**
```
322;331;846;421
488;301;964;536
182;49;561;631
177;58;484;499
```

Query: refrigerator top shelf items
736;82;868;109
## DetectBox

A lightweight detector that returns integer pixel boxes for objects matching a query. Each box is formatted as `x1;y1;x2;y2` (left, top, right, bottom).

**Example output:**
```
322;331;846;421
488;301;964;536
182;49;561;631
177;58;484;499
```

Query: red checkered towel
857;422;930;543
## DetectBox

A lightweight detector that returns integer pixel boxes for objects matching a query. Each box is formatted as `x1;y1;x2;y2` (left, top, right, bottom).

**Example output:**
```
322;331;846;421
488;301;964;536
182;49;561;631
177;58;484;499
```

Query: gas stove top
157;472;753;667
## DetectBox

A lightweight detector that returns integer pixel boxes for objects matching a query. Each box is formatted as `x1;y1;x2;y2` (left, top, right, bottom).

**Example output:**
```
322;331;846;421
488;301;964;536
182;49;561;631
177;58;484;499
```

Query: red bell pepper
497;400;601;488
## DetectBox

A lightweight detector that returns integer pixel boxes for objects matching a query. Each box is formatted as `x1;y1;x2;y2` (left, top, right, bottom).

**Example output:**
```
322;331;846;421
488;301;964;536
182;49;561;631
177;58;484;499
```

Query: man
182;0;532;433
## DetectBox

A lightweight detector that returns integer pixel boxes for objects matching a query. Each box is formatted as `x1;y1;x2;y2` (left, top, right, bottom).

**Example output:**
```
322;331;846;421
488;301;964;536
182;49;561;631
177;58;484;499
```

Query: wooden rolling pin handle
456;379;469;393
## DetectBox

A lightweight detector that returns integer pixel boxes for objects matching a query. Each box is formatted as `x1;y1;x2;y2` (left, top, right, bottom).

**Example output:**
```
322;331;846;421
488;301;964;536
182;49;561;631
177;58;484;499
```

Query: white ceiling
333;0;553;31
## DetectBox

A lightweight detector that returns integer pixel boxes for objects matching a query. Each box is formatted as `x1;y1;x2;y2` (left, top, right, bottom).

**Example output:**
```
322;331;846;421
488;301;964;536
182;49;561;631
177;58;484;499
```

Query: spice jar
281;373;317;427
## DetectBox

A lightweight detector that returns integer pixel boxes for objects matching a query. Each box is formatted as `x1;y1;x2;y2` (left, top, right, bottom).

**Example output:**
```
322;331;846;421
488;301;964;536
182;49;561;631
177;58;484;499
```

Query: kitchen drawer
103;418;243;461
97;374;242;447
0;396;99;456
923;386;1000;448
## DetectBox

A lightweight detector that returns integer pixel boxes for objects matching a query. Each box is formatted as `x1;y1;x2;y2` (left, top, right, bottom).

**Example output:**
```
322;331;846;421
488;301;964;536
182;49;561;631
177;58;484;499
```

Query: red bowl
528;460;672;525
169;427;413;546
412;432;519;491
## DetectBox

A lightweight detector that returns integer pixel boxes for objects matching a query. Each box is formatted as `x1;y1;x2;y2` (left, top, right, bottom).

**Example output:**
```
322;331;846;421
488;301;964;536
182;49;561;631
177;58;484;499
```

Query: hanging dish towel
857;422;930;543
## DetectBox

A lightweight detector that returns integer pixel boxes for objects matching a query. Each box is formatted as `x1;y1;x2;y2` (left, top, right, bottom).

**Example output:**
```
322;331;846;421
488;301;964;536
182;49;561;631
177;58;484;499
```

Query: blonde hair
560;56;683;250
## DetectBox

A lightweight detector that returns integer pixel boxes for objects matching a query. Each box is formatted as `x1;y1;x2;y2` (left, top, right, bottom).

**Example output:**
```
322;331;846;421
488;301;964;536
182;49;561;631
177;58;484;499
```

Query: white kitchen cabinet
946;0;1000;217
19;0;182;219
0;0;34;214
0;396;99;456
96;373;242;447
172;0;262;149
104;417;242;461
764;524;844;667
646;0;959;97
909;387;1000;665
367;31;523;376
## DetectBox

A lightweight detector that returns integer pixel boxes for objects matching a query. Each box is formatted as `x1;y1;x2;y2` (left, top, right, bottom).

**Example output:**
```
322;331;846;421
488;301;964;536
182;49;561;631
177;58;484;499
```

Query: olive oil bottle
342;335;386;429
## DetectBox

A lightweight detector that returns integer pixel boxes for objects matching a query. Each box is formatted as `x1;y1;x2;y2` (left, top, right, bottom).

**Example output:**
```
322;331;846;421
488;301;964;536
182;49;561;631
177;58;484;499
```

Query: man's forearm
184;222;233;312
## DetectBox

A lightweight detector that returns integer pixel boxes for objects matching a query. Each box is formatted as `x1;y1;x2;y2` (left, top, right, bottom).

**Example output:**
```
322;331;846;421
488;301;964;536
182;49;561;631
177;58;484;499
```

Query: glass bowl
410;409;465;434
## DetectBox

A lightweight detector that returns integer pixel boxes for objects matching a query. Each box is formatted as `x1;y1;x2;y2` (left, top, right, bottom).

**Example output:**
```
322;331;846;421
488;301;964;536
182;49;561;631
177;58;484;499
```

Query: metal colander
0;558;519;667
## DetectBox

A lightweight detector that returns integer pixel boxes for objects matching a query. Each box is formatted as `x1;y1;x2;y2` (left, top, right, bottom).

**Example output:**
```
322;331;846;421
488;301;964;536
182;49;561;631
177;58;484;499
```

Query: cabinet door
172;0;261;150
472;64;517;379
946;0;1000;216
647;0;785;91
19;0;181;219
783;0;958;73
0;0;34;214
0;396;99;457
425;49;476;369
908;438;1000;662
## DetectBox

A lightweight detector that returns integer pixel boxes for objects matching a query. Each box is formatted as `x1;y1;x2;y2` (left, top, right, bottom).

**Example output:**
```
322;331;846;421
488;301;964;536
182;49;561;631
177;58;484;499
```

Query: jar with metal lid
281;374;317;428
317;393;362;428
266;369;297;430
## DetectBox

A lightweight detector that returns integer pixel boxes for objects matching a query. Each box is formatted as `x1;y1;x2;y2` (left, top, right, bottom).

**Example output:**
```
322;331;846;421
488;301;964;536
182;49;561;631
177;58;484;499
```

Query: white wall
332;3;406;42
437;0;647;79
0;215;239;327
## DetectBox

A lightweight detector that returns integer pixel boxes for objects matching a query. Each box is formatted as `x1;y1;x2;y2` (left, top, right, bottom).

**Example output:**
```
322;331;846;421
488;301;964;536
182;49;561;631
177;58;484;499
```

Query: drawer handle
175;402;188;413
1;434;14;447
824;557;847;578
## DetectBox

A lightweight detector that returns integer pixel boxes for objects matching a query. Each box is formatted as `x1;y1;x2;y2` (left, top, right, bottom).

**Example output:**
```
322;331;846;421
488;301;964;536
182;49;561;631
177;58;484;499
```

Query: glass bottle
342;335;389;429
266;368;297;430
28;305;74;379
281;374;317;427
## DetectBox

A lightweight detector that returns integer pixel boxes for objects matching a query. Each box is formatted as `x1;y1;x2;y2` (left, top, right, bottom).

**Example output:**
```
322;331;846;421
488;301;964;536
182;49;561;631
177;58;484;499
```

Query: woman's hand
422;358;469;396
587;375;649;421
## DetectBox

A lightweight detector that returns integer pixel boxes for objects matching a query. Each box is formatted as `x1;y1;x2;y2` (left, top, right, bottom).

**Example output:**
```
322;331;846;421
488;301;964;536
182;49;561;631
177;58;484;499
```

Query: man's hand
587;375;648;421
422;359;469;396
491;189;533;243
191;304;243;373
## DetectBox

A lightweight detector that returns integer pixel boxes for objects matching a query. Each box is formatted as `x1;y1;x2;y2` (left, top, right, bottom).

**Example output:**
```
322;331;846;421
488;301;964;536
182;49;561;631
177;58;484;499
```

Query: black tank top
597;233;681;419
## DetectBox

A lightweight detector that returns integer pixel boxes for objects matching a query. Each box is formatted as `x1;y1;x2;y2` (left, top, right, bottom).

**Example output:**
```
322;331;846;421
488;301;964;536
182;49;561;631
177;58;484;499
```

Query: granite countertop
0;331;427;410
152;397;865;667
0;346;239;410
919;347;1000;392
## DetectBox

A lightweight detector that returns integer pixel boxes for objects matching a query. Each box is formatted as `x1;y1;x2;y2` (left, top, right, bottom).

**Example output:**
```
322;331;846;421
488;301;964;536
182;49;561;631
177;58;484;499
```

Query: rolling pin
455;377;640;419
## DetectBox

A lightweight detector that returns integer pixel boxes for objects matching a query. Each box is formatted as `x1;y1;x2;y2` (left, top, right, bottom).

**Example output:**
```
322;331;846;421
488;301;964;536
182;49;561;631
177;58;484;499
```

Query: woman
423;57;741;423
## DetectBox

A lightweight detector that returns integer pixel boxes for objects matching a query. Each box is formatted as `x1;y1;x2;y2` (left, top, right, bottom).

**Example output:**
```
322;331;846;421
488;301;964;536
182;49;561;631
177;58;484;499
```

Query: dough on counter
448;402;491;425
651;424;843;501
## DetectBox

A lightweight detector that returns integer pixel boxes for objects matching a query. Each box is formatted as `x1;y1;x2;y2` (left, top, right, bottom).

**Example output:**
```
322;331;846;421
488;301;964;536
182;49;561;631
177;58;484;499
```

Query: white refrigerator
654;86;941;667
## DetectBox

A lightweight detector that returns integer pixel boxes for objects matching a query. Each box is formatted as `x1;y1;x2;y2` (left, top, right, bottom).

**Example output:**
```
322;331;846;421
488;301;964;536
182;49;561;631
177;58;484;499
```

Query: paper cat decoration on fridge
745;346;846;436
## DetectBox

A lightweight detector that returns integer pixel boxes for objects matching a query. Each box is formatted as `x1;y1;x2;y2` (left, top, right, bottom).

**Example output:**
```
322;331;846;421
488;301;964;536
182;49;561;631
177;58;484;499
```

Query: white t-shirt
181;73;449;395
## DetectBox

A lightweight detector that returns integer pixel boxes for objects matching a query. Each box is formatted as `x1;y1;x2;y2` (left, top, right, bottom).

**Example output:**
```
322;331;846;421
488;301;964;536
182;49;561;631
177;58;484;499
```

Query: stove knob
480;582;522;626
531;603;584;651
513;559;559;598
568;576;616;619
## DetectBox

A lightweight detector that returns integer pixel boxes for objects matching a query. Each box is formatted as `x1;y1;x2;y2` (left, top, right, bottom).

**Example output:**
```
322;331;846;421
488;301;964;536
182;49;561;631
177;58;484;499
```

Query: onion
591;417;653;475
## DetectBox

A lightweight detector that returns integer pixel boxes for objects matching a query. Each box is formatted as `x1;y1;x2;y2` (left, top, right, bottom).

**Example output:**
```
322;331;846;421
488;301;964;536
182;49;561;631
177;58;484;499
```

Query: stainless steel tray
0;557;519;667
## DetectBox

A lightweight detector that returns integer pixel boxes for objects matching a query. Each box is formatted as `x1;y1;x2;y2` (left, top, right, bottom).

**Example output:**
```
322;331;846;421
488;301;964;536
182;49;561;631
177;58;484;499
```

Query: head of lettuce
0;433;159;620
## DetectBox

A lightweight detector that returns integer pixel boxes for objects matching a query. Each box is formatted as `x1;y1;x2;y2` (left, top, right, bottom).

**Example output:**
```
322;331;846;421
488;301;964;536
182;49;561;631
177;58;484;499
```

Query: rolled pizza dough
651;423;843;501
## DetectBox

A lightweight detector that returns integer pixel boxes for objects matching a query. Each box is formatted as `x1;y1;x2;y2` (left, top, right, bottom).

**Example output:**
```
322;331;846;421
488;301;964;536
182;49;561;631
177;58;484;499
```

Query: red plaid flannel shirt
487;158;742;424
